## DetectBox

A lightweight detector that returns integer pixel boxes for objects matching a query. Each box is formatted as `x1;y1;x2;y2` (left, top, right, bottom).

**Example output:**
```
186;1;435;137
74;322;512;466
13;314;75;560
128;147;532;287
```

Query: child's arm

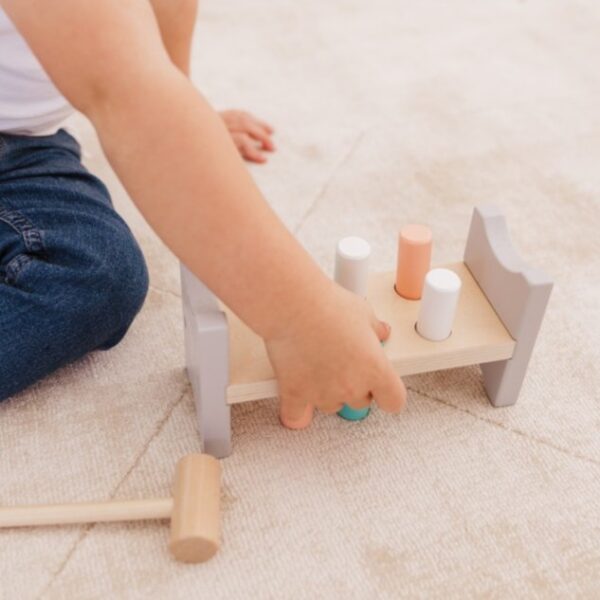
149;0;274;163
148;0;198;76
2;0;406;418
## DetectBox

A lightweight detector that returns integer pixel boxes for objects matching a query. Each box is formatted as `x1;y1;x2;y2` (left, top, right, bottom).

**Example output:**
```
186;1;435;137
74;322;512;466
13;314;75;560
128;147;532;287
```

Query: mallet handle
0;498;173;528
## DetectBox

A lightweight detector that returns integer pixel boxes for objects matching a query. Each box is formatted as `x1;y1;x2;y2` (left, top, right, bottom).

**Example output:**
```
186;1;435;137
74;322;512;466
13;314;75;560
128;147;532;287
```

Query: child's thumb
279;398;313;430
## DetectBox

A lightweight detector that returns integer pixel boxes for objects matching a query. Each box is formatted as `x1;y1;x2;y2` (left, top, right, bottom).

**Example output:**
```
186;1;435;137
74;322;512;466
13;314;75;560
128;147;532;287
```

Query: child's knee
90;227;149;348
0;225;149;402
47;221;149;350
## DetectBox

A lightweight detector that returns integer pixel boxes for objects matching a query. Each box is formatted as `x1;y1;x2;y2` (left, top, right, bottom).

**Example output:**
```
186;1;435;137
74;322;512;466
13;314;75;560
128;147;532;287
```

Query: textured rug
1;0;599;597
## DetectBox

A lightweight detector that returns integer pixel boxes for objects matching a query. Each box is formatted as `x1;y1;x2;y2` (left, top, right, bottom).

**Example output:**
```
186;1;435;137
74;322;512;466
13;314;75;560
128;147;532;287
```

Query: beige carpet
2;0;600;597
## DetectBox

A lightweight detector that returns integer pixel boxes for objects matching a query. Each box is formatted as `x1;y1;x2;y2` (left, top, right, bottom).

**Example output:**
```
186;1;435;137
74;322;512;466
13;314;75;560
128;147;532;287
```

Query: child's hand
265;283;407;421
219;110;275;163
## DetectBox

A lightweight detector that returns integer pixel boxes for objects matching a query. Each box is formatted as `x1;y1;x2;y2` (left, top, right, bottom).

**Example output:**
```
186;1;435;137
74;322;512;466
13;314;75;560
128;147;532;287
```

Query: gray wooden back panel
181;264;231;457
464;205;553;407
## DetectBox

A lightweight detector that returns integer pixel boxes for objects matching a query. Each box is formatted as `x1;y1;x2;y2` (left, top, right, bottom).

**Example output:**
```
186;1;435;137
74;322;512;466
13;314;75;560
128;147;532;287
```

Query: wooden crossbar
224;262;515;405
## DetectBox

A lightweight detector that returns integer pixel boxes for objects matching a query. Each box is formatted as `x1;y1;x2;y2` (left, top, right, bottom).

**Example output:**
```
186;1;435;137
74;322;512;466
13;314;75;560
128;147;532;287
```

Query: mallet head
169;453;221;563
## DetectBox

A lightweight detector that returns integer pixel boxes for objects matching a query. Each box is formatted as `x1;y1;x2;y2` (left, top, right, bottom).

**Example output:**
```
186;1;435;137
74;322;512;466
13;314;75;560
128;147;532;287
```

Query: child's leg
0;130;149;402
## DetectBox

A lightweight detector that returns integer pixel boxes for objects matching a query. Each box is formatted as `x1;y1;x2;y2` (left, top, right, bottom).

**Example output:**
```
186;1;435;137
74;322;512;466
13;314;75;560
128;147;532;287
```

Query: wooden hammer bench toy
0;204;552;564
181;204;553;458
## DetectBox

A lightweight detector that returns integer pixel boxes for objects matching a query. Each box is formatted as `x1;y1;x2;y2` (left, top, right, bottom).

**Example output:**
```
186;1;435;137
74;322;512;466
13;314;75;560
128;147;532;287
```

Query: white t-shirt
0;8;73;135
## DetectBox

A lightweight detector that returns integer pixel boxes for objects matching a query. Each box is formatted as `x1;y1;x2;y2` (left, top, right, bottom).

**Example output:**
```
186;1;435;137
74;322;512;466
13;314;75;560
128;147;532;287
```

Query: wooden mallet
0;453;221;563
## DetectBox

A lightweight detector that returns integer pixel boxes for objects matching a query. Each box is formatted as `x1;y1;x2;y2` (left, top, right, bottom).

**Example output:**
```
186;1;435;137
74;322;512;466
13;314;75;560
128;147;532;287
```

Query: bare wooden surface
224;262;515;405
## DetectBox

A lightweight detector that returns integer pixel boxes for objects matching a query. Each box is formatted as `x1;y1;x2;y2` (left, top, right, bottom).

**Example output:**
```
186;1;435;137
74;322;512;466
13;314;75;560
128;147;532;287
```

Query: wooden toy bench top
222;261;515;405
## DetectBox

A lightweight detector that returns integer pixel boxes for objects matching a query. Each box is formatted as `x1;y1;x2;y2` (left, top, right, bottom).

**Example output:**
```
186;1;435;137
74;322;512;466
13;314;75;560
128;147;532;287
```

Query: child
0;0;406;422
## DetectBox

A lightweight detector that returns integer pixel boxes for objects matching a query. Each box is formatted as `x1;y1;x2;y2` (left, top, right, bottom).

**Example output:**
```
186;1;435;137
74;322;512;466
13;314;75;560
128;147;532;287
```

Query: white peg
334;236;371;297
417;268;462;341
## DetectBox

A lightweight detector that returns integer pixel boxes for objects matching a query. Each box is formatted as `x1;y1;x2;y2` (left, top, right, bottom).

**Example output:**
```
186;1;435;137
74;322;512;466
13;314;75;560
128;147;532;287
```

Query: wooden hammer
0;454;221;563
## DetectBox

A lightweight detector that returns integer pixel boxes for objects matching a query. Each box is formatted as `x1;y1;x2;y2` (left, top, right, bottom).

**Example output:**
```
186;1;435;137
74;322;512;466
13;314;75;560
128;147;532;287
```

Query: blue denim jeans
0;129;149;401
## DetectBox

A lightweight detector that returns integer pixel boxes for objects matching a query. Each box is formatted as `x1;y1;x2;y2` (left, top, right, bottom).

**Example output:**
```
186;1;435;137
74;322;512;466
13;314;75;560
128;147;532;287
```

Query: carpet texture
1;0;599;597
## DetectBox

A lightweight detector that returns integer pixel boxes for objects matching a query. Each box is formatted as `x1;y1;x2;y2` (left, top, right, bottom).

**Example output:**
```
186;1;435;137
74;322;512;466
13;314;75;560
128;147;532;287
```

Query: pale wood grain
224;262;515;404
0;498;173;527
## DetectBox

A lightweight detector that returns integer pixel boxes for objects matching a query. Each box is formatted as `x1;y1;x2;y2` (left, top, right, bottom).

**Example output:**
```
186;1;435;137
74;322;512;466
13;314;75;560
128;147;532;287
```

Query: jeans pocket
0;206;46;285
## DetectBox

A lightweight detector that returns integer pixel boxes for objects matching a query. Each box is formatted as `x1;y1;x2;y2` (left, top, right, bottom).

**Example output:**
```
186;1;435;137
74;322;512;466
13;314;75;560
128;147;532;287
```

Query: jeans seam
0;205;47;284
4;254;33;283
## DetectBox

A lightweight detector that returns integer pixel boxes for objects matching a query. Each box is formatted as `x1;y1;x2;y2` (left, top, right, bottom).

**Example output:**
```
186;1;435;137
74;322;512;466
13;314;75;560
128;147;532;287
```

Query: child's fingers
280;394;310;423
318;401;345;415
346;393;372;410
243;111;274;135
246;123;275;151
371;360;407;414
371;317;391;342
257;119;274;134
233;133;267;163
242;138;267;163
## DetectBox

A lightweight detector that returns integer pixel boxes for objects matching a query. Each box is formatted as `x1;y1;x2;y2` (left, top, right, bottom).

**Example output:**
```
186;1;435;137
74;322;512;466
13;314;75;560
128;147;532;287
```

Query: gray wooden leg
464;205;553;407
181;264;231;457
